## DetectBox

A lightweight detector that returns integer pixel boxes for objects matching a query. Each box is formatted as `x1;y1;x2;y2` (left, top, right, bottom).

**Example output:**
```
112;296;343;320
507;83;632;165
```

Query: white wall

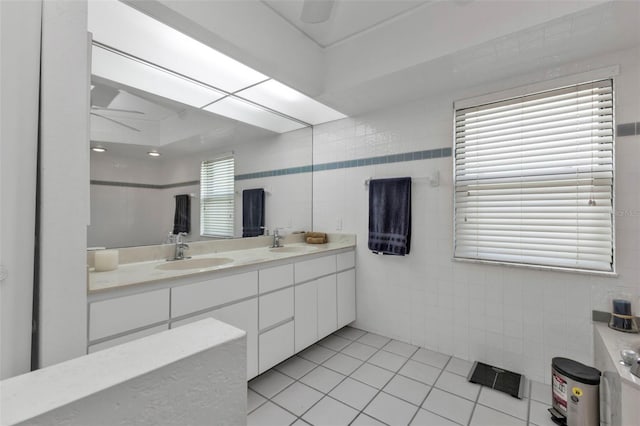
313;46;640;384
89;126;313;248
37;0;89;368
0;0;41;379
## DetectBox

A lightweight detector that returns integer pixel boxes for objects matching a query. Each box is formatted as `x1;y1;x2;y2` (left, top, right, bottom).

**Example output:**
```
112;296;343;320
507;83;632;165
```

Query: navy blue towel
243;188;265;237
368;177;411;256
172;194;191;234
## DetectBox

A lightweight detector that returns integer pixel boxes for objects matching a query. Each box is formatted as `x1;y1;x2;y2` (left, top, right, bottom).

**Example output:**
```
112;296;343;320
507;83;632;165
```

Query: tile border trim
90;180;199;190
616;121;640;137
91;147;453;186
236;146;452;181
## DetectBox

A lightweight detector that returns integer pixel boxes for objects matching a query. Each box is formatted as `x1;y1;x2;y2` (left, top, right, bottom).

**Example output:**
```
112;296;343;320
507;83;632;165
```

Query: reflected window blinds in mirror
200;156;235;238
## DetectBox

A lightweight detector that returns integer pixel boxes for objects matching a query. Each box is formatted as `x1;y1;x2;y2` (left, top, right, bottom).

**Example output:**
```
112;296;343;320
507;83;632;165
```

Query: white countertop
89;238;355;293
594;322;640;390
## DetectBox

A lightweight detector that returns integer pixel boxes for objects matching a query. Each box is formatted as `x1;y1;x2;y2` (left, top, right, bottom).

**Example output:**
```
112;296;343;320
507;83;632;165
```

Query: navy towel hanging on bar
242;188;265;237
368;177;411;256
172;194;191;234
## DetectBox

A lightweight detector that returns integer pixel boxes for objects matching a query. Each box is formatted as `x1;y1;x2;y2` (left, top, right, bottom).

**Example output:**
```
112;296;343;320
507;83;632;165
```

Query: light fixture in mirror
204;97;308;134
91;146;107;153
88;0;267;93
92;45;225;109
236;79;346;125
88;0;347;134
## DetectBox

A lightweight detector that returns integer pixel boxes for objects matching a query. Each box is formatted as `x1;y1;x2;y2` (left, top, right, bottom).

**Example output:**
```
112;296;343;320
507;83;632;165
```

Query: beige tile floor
248;326;554;426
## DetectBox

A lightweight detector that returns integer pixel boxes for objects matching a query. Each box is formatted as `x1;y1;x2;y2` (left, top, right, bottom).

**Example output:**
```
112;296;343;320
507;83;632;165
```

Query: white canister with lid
94;249;119;272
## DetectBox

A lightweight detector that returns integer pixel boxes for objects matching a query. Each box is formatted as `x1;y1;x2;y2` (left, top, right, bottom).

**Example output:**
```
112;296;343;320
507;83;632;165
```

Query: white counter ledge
594;322;640;390
89;234;355;293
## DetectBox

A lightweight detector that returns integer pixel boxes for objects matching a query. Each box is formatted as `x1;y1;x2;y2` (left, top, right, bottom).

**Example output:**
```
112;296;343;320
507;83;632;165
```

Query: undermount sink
268;245;319;253
155;257;234;271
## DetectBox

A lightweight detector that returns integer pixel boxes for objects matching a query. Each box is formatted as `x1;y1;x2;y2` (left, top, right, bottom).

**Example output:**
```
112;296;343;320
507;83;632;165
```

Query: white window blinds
454;79;614;272
200;155;235;238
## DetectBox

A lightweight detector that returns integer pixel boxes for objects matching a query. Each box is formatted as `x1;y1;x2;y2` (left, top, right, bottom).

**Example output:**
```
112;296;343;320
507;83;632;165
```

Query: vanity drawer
89;288;170;341
259;264;293;294
259;287;294;330
259;320;294;374
171;271;257;318
295;255;336;283
337;251;355;271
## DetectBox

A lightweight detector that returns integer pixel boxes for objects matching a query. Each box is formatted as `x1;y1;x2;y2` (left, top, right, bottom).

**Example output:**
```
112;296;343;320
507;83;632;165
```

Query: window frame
200;154;235;238
452;79;616;275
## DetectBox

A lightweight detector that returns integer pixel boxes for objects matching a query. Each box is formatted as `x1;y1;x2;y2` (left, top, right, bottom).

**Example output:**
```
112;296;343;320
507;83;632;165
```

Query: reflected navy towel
368;177;411;256
243;188;265;237
172;194;191;234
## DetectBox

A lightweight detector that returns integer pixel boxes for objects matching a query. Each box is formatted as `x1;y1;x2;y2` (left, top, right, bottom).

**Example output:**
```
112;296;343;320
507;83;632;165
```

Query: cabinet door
259;321;294;374
295;281;317;352
172;298;259;380
317;275;337;339
259;287;294;330
89;288;170;341
337;269;356;328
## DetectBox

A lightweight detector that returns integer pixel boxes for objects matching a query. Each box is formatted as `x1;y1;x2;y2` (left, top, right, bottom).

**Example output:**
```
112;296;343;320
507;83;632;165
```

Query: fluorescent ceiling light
91;146;107;153
236;80;346;125
147;151;161;157
92;46;224;109
88;0;267;92
88;0;348;134
204;97;307;134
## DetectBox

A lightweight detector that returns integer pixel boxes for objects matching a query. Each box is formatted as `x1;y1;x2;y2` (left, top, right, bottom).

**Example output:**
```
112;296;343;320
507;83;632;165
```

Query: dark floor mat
467;361;525;399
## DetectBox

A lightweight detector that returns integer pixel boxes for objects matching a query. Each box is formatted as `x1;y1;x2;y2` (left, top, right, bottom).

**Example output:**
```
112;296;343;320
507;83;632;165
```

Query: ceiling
94;0;640;158
262;0;432;48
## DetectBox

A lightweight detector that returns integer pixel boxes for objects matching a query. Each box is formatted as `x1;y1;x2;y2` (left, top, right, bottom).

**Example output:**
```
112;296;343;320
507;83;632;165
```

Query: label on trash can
552;371;568;409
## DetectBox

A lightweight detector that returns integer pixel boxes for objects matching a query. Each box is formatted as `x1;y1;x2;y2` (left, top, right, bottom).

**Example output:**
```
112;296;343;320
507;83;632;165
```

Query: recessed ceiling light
91;146;107;153
147;151;161;157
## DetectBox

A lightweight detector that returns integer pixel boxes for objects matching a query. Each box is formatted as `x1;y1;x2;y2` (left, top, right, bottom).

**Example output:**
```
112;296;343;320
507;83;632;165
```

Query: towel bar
364;171;439;188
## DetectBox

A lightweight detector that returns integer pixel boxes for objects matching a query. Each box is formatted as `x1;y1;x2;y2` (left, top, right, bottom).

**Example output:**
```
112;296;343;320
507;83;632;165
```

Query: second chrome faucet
170;232;190;261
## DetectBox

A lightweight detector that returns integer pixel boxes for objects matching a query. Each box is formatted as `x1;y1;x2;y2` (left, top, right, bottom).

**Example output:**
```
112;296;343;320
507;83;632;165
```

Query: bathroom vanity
87;234;356;380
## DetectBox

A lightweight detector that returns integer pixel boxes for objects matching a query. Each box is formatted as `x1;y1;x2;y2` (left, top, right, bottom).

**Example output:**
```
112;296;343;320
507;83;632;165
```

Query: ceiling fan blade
301;0;335;23
90;83;119;107
91;106;145;115
91;112;141;132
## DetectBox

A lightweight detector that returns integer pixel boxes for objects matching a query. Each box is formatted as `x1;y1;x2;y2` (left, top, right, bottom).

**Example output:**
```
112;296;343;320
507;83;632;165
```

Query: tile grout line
292;334;381;424
406;354;453;425
466;375;483;426
526;380;532;425
347;344;422;426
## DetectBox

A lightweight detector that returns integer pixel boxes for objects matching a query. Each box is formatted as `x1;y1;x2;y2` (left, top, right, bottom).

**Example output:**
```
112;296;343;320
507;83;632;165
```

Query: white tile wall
89;127;313;247
312;46;640;384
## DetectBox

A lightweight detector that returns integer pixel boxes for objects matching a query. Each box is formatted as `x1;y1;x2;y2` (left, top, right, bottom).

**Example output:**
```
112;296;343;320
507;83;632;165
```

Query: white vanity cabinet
89;288;170;342
87;247;356;381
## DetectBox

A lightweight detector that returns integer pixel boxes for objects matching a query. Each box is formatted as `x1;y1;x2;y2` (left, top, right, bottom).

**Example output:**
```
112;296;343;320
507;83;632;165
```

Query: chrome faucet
272;228;283;248
172;232;190;260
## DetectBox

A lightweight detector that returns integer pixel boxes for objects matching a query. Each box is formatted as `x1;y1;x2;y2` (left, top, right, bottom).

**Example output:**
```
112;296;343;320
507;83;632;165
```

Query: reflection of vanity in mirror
86;0;334;249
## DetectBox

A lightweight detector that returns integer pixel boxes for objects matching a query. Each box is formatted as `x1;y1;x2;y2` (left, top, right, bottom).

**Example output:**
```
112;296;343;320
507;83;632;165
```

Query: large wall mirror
87;74;312;249
88;76;313;248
